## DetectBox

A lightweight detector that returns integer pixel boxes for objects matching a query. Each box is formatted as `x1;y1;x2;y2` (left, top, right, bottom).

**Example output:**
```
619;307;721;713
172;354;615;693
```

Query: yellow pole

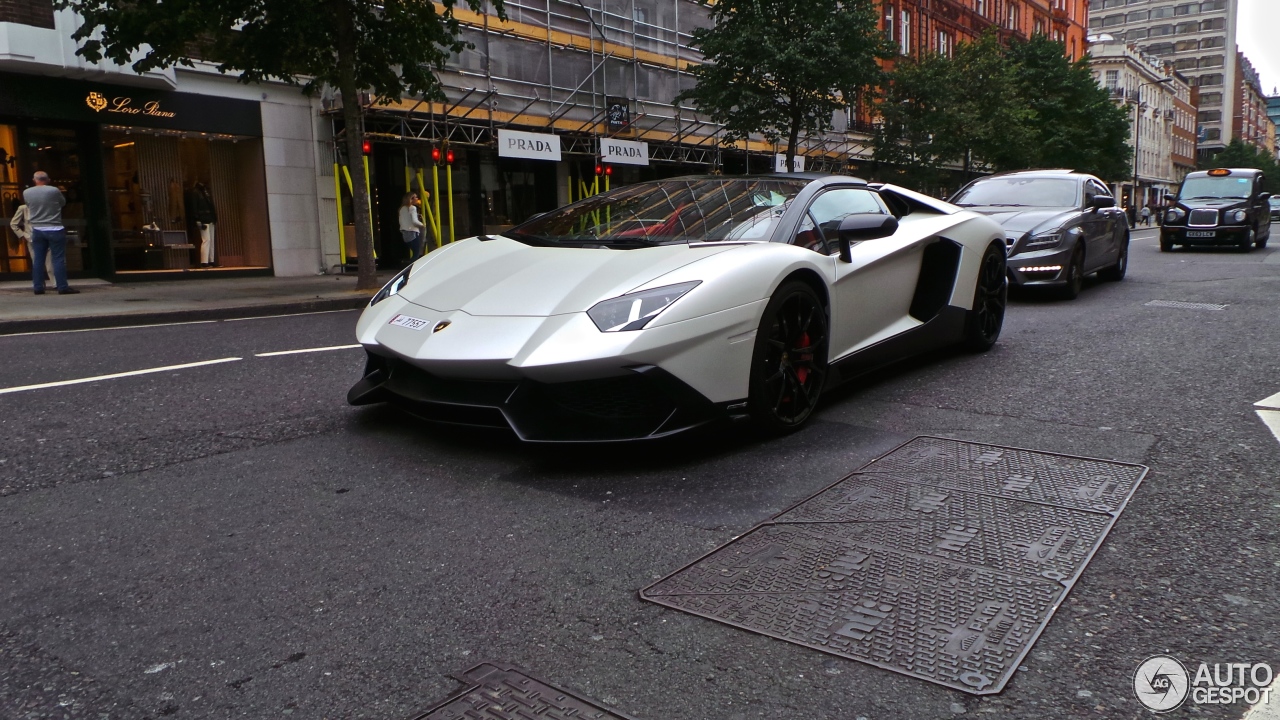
333;163;346;265
432;164;442;243
446;162;455;243
416;169;439;248
362;155;375;255
605;173;610;230
567;174;573;205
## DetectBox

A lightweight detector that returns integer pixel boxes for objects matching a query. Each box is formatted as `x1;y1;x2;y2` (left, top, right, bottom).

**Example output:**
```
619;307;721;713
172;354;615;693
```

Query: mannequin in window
187;182;218;267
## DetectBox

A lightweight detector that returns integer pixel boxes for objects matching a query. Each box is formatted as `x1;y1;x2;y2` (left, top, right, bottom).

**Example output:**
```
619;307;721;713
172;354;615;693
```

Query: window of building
1126;10;1148;22
1197;73;1223;87
1145;42;1176;55
1198;55;1223;68
1148;24;1173;36
1199;36;1225;49
1006;4;1019;30
1102;14;1125;27
900;10;911;54
1173;58;1197;70
1127;28;1150;40
1198;91;1222;106
1200;17;1225;30
1198;110;1221;123
975;0;987;17
0;0;54;29
1174;3;1199;15
1105;70;1120;91
1174;21;1198;34
1149;6;1175;19
937;30;954;57
883;2;895;43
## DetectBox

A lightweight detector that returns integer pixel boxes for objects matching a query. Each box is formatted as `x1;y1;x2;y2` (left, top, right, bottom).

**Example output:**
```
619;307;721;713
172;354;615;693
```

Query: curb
0;296;372;335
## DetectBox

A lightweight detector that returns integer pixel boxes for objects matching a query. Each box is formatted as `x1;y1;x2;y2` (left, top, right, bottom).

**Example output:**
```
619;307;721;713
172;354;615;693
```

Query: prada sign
600;138;649;166
498;129;562;161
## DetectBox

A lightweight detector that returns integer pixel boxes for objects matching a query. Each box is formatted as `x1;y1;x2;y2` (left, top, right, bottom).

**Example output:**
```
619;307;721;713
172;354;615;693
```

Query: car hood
399;236;735;316
1176;198;1249;210
959;206;1076;235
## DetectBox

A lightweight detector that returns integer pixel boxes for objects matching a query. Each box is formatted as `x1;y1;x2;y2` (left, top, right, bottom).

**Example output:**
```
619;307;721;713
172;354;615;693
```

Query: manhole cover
409;661;637;719
1144;300;1227;310
641;437;1147;695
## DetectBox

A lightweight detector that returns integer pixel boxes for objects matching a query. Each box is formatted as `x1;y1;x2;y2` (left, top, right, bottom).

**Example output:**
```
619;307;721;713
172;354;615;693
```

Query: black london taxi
1161;168;1271;252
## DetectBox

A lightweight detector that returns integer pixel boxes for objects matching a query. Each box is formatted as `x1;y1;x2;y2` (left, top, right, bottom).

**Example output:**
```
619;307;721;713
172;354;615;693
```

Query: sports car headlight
1023;231;1063;250
370;266;414;306
587;281;701;332
1227;209;1248;224
1165;208;1186;224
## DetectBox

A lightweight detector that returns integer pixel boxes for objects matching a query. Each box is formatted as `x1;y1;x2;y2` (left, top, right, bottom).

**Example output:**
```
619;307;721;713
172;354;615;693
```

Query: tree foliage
57;0;502;289
1202;139;1280;193
679;0;892;170
873;33;1133;191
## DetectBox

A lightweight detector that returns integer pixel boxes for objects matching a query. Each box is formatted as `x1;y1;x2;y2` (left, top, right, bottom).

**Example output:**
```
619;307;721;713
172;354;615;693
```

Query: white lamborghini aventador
349;175;1007;442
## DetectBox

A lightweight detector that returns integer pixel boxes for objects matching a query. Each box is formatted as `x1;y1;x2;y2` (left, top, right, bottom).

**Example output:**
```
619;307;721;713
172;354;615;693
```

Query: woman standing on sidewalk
399;193;426;262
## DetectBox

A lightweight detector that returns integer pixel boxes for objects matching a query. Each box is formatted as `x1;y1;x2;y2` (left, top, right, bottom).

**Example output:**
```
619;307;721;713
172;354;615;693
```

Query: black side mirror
1260;193;1271;203
1089;196;1116;211
836;214;899;262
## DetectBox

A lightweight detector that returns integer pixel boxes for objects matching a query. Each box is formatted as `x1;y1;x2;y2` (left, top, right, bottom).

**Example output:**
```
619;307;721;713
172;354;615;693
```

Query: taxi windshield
1179;175;1253;200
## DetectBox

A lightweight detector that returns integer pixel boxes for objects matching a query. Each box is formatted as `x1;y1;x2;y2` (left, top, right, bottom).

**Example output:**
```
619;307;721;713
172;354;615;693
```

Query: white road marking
0;358;242;395
255;344;362;357
1255;392;1280;410
0;320;218;338
1243;677;1280;719
1256;392;1280;448
223;309;359;322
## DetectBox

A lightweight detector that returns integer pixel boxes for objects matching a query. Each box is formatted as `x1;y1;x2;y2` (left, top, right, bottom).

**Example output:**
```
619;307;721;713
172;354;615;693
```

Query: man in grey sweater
23;171;79;295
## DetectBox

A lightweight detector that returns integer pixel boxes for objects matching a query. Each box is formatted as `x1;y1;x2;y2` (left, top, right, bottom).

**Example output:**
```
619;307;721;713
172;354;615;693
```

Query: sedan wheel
1099;235;1128;281
1239;229;1255;253
1059;245;1084;300
748;281;829;432
964;243;1007;352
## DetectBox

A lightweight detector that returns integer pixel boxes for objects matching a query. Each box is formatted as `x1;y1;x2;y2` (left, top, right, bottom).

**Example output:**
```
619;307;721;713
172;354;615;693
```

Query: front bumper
347;352;735;442
1162;226;1250;245
1006;246;1073;286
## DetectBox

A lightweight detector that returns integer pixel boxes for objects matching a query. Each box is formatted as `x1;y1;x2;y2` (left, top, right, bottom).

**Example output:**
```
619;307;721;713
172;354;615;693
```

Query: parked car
1269;196;1280;223
949;170;1129;299
349;175;1007;441
1160;168;1271;252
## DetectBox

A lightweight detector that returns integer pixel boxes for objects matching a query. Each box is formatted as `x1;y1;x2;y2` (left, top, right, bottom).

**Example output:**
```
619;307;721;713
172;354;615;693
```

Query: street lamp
1132;77;1173;217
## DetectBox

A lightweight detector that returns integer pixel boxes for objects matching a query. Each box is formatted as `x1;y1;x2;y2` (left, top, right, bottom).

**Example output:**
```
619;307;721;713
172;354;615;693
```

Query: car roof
973;169;1091;181
1185;168;1262;177
659;173;870;188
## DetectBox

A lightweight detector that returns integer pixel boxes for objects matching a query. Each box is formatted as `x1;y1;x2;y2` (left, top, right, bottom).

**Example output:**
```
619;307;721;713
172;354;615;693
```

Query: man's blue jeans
30;228;69;292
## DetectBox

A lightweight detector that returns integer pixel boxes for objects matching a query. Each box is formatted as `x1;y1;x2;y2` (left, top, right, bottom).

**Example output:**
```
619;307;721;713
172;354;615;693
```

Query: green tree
678;0;892;171
872;52;958;190
1203;139;1280;193
57;0;503;290
1004;36;1131;181
948;31;1034;176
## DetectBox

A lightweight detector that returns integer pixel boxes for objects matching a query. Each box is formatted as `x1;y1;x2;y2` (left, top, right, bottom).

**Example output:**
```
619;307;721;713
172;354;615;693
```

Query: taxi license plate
1186;230;1216;238
388;314;430;331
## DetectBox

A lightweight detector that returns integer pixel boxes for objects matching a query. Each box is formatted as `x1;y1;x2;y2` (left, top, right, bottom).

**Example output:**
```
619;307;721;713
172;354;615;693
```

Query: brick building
882;0;1090;60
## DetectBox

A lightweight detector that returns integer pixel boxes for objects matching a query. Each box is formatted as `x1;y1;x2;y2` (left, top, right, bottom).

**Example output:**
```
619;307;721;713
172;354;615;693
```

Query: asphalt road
2;226;1278;720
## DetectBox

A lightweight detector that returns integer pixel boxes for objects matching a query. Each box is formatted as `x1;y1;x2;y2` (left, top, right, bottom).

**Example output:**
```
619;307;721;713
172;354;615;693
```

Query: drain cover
410;661;637;719
641;437;1147;695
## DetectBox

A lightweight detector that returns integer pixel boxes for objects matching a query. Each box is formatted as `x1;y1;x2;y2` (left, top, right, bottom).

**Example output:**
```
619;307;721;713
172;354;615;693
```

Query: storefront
0;72;271;280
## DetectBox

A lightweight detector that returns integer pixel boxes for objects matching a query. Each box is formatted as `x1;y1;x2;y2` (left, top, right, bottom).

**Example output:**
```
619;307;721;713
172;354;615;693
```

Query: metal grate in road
641;437;1148;695
1144;300;1228;311
410;662;637;720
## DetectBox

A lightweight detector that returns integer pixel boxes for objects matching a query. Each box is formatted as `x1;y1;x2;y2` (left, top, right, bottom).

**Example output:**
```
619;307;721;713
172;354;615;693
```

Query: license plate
1186;230;1216;238
388;314;430;331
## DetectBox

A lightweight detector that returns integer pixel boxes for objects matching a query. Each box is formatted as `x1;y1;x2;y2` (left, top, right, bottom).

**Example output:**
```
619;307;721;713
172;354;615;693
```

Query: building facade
1234;53;1272;156
0;1;330;281
882;0;1090;60
1089;0;1237;161
1268;95;1280;159
1089;40;1195;206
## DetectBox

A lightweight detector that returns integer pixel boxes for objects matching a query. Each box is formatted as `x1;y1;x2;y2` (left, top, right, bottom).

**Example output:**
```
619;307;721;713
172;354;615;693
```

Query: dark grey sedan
950;170;1130;299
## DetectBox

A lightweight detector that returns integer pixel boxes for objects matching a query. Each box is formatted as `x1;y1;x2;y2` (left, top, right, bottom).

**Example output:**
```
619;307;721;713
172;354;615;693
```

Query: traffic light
594;162;603;176
594;160;612;177
445;148;455;165
361;139;371;155
431;146;441;165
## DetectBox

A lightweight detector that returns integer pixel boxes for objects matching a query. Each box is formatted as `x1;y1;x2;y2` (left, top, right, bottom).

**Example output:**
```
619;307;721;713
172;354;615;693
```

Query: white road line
1255;391;1280;410
0;357;242;395
223;309;360;322
255;344;362;357
0;320;218;338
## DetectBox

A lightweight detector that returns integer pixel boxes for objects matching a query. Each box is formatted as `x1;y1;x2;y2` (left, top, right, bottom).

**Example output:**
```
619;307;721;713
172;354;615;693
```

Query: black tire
963;242;1007;352
1058;244;1084;300
747;281;829;433
1160;234;1175;252
1099;233;1129;281
1238;229;1254;253
1256;228;1268;249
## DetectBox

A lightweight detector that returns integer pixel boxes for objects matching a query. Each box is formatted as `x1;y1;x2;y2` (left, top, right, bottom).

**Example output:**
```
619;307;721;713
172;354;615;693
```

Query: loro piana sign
498;129;561;161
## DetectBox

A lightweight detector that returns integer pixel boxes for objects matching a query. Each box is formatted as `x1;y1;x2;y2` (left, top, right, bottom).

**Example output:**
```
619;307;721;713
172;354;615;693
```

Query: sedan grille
1188;209;1218;227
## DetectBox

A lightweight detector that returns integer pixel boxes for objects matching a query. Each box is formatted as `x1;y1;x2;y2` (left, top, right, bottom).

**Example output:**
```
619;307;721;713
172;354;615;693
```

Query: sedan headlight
1165;208;1186;224
1227;209;1248;224
587;281;701;332
1023;231;1063;250
370;266;414;306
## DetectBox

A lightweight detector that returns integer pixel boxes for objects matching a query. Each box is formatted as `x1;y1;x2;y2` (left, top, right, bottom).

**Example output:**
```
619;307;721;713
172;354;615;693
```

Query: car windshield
506;178;809;248
1269;197;1280;208
1178;175;1253;200
951;177;1079;208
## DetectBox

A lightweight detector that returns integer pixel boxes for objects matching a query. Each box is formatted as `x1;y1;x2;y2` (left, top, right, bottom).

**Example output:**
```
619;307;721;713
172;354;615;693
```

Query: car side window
805;189;887;253
1083;182;1097;208
792;213;827;254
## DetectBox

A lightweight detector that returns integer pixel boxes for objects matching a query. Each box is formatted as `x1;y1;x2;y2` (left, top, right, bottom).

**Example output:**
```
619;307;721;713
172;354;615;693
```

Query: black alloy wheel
963;242;1007;352
1160;234;1175;252
1239;228;1255;253
748;281;829;432
1099;234;1129;281
1059;244;1085;300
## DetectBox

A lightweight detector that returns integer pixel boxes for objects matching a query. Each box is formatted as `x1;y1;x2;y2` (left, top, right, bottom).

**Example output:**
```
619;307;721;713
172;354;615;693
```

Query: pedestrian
1140;205;1152;226
8;202;55;282
399;192;426;261
1126;203;1137;229
22;171;78;295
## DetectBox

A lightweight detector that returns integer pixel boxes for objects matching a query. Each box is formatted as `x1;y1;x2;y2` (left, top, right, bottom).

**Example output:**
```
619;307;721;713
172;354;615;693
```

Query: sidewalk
0;273;388;334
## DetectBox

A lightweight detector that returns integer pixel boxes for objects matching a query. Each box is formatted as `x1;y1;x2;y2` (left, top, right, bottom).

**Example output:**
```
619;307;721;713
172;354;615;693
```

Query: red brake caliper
795;332;811;384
